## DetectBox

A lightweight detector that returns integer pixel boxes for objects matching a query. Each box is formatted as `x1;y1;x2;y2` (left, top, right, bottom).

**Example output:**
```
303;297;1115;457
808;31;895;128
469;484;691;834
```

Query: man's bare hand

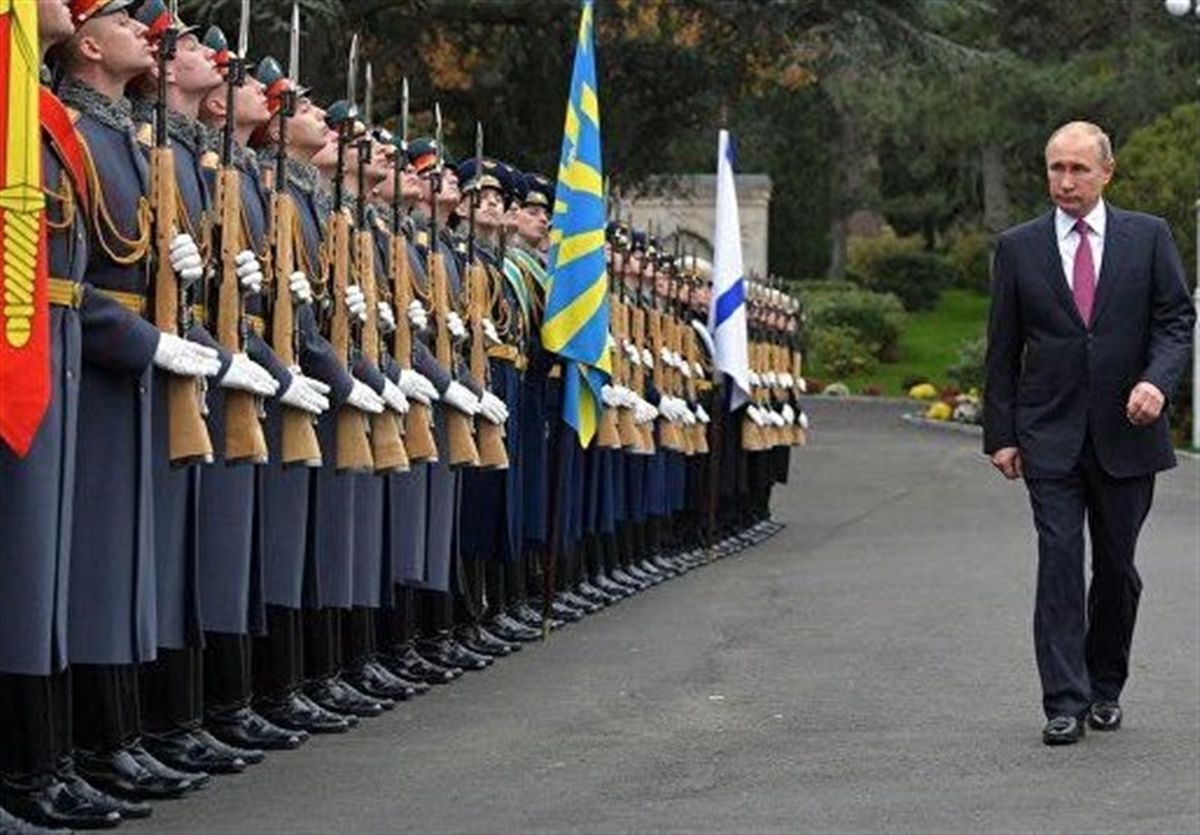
991;446;1023;480
1126;381;1165;426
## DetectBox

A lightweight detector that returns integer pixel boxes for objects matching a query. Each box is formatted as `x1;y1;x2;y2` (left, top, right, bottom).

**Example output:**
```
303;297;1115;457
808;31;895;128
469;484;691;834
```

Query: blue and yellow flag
542;0;610;447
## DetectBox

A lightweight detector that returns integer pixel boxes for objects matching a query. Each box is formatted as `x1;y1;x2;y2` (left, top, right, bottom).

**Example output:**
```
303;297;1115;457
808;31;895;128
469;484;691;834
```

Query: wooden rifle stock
610;294;640;449
389;231;438;462
630;304;655;454
214;167;268;464
430;250;479;468
150;146;213;465
649;308;682;452
685;324;709;454
267;186;322;466
467;259;508;470
329;209;374;472
355;228;408;473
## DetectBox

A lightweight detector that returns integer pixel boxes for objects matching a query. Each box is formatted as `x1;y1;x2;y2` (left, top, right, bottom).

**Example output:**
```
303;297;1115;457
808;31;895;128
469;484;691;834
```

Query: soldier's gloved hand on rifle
289;271;313;304
782;403;796;425
624;340;641;366
748;370;761;387
680;359;693;378
280;371;331;415
780;372;794;389
481;317;502;347
153;332;221;378
695;404;711;424
169;233;204;286
600;384;621;408
345;285;367;323
680;403;697;426
478;391;508;425
796;377;808;393
446;311;467;341
382;379;410;414
222;353;280;397
407;300;429;332
659;346;673;367
747;404;766;427
442;380;480;416
634;397;658;425
347;378;386;414
765;371;778;387
235;250;264;294
798;410;811;430
614;385;637;408
398;369;439;405
641;347;654;368
377;302;397;335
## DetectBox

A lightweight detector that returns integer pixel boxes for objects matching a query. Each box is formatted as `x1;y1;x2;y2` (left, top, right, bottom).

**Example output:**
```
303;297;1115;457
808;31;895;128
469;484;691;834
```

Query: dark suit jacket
983;205;1195;479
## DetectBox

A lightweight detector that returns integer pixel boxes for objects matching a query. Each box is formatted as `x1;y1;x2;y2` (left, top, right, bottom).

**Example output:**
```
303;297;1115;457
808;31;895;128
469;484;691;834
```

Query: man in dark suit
984;121;1195;745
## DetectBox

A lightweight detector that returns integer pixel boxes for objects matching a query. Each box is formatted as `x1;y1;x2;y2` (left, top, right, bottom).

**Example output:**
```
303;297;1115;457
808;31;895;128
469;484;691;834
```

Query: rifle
428;103;480;468
630;243;654;454
465;124;508;470
683;250;708;455
151;3;213;465
326;36;373;472
355;62;407;473
389;77;438;462
610;221;640;449
212;1;268;464
264;5;321;467
647;248;681;453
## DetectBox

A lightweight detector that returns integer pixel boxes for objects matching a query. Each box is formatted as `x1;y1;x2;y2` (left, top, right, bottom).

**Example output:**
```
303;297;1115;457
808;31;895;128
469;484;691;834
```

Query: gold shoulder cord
42;170;76;232
80;136;151;265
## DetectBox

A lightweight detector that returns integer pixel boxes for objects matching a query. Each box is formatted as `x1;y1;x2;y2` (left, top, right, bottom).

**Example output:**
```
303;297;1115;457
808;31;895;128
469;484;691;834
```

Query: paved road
130;398;1199;834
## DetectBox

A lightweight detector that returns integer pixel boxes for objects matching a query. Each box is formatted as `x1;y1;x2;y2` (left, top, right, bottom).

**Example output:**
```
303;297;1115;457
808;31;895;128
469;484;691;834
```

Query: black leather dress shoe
190;728;264;766
576;581;613;606
1042;715;1085;745
305;677;387;718
0;773;121;830
0;803;72;835
610;568;646;591
207;707;306;751
258;692;353;734
345;662;415;702
488;613;542;642
418;637;491;671
294;691;359;729
142;729;246;775
510;603;559;631
561;590;601;615
453;625;515;658
1087;701;1122;731
127;743;208;791
388;646;460;684
74;747;193;801
55;766;151;820
593;575;630;599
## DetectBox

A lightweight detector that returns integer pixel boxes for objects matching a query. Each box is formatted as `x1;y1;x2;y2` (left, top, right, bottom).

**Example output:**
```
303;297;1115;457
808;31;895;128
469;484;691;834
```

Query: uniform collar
1055;199;1106;240
58;77;134;132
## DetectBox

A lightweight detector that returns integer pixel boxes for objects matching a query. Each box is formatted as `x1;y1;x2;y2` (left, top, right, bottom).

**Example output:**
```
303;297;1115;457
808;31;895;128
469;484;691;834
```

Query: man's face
288;98;329;155
435;170;460;209
365;141;391;184
474;188;505;229
38;0;75;46
1046;129;1113;218
516;203;548;245
654;269;671;299
621;250;642;284
78;11;153;77
170;33;221;95
309;127;340;170
233;76;270;128
694;284;711;311
400;164;422;201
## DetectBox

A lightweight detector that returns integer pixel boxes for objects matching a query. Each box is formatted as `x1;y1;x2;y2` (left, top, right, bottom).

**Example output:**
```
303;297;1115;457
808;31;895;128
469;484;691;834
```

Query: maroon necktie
1072;217;1095;325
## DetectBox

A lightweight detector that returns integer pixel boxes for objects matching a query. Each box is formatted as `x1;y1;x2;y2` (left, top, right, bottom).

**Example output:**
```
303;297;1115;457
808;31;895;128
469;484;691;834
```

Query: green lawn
808;289;990;396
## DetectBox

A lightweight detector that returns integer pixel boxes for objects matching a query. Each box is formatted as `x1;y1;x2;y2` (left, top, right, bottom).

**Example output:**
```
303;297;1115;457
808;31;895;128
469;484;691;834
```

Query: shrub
947;336;987;393
909;383;938;400
802;288;906;362
925;401;953;421
861;383;883;397
947;228;993;295
810;325;877;379
856;251;953;311
823;382;851;397
847;231;923;280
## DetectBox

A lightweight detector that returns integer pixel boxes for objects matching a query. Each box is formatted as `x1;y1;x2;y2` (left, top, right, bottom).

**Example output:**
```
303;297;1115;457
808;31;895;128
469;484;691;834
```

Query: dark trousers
1025;437;1154;719
139;647;203;734
0;671;71;776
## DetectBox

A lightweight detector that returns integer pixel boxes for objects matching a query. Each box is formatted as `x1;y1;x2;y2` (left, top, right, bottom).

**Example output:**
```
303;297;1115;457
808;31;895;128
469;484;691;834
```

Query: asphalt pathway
130;398;1200;834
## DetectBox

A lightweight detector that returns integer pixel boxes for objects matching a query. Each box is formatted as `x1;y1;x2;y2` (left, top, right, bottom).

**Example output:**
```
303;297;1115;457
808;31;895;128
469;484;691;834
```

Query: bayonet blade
168;0;178;21
347;34;360;108
434;102;443;170
365;63;374;127
287;3;300;85
474;121;483;187
237;0;250;58
399;77;409;150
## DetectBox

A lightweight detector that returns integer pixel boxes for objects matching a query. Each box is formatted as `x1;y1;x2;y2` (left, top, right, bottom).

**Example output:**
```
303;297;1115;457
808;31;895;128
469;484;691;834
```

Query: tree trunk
826;103;878;280
980;143;1010;235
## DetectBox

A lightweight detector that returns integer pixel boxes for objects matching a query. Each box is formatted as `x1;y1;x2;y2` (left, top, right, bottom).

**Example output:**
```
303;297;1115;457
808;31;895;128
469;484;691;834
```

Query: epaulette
200;150;220;171
135;122;152;147
416;230;428;248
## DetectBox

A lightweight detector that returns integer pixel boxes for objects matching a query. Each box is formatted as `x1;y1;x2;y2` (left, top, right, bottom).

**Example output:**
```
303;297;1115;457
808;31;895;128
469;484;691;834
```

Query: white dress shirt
1054;200;1107;290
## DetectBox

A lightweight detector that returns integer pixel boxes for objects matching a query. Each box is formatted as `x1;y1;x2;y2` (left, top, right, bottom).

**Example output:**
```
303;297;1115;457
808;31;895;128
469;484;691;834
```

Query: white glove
398;368;438;405
345;285;367;323
680;403;697;425
479;391;508;425
765;371;778;387
769;409;785;427
780;373;794;389
624;341;641;366
641;347;654;368
221;353;279;396
782;403;796;425
446;311;467;340
235;250;264;295
634;397;658;425
169;233;204;286
153;332;221;377
659;346;672;367
382;379;410;414
279;372;330;415
289;271;312;304
407;300;429;331
616;385;638;408
481;318;502;347
747;405;766;427
378;302;397;335
672;351;685;369
690;319;714;357
693;361;705;379
748;370;761;387
680;361;693;379
797;377;808;393
443;380;480;415
798;411;810;430
348;378;385;414
695;404;711;424
601;384;621;408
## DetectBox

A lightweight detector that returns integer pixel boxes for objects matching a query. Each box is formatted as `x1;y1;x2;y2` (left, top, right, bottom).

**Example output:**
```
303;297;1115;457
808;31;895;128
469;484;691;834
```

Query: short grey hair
1046;121;1114;165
